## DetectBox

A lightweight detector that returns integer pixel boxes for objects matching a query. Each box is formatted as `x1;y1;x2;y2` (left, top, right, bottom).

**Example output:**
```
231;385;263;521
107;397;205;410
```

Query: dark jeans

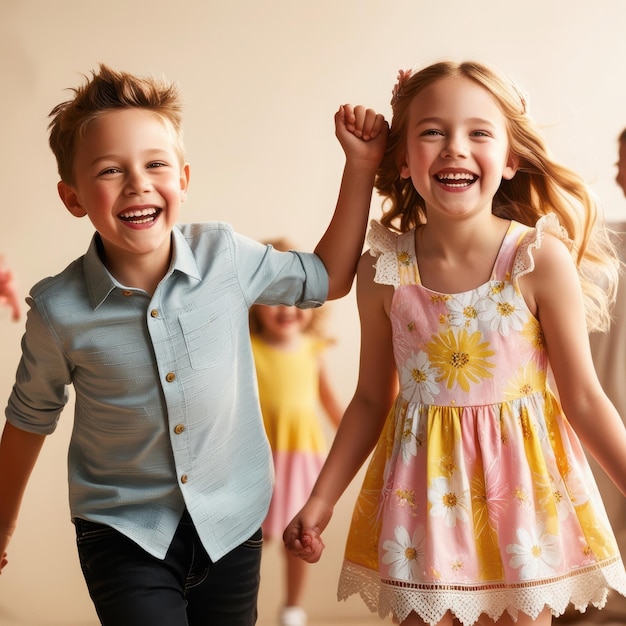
74;511;262;626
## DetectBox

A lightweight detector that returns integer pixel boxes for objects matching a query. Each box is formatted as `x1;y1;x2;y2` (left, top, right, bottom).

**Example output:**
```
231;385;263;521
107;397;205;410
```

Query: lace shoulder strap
512;213;572;283
366;220;401;288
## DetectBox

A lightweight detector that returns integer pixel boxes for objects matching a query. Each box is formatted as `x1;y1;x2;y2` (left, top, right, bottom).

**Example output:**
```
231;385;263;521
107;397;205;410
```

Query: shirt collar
83;226;202;309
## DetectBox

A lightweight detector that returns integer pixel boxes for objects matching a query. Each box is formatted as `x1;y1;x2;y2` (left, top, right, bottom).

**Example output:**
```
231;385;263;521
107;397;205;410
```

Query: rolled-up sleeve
226;231;329;308
289;251;328;308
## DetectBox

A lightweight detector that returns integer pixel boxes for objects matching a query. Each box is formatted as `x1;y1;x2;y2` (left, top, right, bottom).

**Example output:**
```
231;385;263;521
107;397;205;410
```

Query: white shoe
279;606;307;626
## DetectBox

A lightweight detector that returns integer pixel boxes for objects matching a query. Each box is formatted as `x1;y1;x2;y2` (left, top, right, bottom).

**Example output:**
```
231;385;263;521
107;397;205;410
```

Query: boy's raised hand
336;104;388;168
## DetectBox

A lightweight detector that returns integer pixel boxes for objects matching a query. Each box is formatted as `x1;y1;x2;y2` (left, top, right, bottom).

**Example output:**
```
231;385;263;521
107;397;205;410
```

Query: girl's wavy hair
249;238;335;342
48;63;185;185
377;60;619;331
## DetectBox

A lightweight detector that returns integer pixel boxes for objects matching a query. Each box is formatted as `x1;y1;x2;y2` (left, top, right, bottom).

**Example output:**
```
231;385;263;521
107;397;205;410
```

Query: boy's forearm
0;422;46;532
314;160;378;300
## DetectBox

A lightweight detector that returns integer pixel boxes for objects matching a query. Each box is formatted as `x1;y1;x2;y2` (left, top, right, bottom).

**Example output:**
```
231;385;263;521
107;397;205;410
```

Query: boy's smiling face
58;108;190;280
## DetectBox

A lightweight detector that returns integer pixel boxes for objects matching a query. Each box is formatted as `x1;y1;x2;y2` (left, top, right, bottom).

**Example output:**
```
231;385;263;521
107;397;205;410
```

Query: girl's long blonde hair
376;60;619;332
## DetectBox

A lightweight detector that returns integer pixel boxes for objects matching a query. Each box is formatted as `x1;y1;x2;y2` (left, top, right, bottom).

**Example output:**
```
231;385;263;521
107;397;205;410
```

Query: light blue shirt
6;222;328;560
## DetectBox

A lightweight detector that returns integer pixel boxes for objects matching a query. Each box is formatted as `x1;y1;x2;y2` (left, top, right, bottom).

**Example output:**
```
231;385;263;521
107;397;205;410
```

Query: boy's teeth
121;208;157;218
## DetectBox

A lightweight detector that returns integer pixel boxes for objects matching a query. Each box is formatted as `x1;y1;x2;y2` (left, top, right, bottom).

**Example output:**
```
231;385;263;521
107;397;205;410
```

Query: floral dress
337;216;626;626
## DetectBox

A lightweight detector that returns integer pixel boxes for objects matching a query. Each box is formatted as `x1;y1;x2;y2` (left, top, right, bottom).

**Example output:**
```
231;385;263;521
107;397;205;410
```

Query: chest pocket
179;302;233;369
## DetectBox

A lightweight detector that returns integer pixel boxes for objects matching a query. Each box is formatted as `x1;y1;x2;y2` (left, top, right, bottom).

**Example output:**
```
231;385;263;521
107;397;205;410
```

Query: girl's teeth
438;173;474;180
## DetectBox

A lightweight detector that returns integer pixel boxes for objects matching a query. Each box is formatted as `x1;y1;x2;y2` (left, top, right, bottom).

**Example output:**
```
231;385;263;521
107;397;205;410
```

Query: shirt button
122;290;133;297
174;423;185;435
166;372;176;383
150;309;159;318
180;474;188;484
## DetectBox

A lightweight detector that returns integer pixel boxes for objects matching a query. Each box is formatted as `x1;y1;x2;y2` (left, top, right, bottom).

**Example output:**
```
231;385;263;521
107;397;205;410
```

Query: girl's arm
318;353;343;428
284;253;398;562
314;106;388;300
521;234;626;496
0;421;46;573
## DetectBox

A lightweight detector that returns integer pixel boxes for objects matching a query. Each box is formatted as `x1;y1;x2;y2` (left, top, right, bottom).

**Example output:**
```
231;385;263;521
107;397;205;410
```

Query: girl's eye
421;129;443;137
471;130;491;138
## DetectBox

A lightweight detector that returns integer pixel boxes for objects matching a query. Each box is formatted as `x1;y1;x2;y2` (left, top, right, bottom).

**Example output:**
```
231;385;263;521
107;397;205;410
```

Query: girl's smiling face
399;75;518;222
254;304;313;347
57;108;190;271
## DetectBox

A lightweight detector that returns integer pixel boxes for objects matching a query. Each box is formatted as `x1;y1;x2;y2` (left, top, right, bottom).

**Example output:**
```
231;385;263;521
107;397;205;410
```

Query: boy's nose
125;170;152;194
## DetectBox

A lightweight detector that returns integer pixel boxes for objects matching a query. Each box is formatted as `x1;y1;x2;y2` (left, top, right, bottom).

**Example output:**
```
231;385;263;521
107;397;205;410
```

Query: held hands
283;495;334;563
335;104;388;170
0;260;20;321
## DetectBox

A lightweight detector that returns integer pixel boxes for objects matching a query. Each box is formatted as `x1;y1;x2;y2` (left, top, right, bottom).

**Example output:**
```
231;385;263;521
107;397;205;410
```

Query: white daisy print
506;524;561;579
400;351;440;404
428;475;470;528
446;294;481;331
475;284;527;335
381;524;425;581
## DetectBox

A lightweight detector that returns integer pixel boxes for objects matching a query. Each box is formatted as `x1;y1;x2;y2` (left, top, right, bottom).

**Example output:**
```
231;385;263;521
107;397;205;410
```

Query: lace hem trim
511;213;572;283
338;558;626;626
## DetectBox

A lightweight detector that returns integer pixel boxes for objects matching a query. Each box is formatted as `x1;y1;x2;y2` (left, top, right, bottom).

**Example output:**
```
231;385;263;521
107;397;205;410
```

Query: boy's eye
147;161;168;169
99;167;121;176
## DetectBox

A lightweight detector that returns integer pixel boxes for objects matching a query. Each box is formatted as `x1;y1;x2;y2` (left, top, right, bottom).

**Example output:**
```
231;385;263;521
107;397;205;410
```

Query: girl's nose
441;134;467;159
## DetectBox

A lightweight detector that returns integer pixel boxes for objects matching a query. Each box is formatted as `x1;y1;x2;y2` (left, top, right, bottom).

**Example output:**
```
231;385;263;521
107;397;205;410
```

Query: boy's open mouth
119;207;161;224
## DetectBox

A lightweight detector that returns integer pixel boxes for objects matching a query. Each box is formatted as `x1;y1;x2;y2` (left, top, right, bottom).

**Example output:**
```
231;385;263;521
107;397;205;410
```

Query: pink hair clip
391;69;412;107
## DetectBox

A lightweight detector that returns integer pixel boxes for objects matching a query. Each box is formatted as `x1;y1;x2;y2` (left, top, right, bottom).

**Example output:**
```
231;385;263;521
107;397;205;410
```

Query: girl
250;243;343;626
284;60;626;626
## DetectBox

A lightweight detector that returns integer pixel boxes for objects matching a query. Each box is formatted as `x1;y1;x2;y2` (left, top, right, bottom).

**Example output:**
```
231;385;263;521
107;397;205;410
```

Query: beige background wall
2;1;626;624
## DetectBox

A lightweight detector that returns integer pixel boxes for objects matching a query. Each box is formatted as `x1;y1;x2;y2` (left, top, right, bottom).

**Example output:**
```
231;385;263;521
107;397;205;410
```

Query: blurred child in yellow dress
250;239;343;626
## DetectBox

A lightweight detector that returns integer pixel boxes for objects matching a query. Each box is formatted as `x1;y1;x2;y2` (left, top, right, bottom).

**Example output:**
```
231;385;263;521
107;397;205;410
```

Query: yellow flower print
438;455;456;477
430;294;452;305
426;328;495;392
489;281;505;295
394;488;417;512
513;485;531;507
451;558;464;571
521;316;544;350
397;250;412;266
503;362;545;399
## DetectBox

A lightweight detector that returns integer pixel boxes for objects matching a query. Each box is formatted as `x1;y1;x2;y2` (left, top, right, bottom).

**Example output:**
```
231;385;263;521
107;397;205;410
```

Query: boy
0;64;387;625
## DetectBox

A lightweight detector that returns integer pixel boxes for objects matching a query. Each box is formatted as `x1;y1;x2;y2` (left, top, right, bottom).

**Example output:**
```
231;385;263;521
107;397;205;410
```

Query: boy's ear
57;181;87;217
179;163;191;203
502;152;520;181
